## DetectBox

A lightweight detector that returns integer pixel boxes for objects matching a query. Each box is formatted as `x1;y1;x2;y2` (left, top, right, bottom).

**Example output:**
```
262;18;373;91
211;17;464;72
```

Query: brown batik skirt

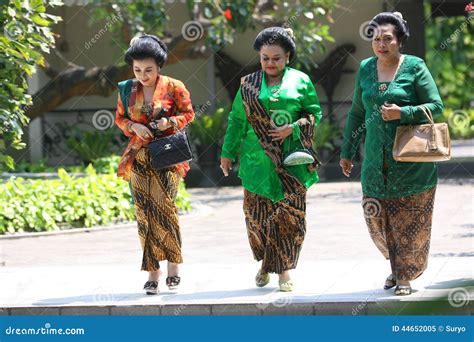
243;189;307;274
130;148;183;271
362;187;436;281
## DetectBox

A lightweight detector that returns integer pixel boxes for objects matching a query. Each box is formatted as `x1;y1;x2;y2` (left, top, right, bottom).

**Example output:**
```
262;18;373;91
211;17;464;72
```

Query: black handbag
146;107;193;170
148;130;194;170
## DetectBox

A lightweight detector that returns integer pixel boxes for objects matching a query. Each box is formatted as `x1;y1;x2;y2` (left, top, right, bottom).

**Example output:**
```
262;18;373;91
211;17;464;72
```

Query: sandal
278;279;293;292
384;274;396;290
143;280;159;295
394;285;412;296
255;269;270;288
166;276;181;290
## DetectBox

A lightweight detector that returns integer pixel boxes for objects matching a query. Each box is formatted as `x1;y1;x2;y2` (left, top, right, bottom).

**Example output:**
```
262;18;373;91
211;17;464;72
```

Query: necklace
270;85;281;93
377;55;404;93
268;75;282;102
141;102;153;116
269;85;281;102
375;55;405;100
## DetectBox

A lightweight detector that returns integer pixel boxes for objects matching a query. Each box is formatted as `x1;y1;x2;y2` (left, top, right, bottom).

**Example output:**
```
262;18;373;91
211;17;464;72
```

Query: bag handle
420;105;435;124
420;105;438;151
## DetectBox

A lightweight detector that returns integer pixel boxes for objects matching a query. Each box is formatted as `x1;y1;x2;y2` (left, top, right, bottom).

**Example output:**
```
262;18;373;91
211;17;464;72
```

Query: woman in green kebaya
220;27;322;292
340;12;444;295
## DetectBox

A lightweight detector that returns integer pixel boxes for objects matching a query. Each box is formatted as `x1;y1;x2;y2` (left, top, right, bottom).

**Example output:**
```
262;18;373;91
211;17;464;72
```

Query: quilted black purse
148;129;193;170
147;108;193;170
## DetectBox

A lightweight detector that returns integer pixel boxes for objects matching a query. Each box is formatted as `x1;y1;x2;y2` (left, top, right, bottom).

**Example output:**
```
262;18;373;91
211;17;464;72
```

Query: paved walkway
0;180;472;315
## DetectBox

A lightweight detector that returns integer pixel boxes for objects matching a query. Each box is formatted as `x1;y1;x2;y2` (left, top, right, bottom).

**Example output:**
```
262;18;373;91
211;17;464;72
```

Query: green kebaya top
221;67;322;202
340;55;444;199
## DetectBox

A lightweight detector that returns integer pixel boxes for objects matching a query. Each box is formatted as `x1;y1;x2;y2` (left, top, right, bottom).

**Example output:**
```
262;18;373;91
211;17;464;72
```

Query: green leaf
31;14;50;26
1;155;15;170
7;7;16;17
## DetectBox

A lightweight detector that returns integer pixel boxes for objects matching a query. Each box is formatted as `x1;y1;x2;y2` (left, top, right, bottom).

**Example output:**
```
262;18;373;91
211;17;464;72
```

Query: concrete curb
2;300;472;316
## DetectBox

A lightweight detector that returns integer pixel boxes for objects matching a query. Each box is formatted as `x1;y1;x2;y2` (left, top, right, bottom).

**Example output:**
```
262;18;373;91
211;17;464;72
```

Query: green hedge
10;155;122;174
0;165;191;235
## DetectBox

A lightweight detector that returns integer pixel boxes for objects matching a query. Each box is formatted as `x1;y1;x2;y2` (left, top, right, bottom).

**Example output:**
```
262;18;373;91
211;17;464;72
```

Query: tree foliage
425;7;473;110
0;0;62;169
1;0;338;166
25;0;338;120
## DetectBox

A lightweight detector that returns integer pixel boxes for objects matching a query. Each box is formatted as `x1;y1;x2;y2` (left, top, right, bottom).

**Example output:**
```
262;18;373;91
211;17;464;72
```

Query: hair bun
284;27;295;40
129;36;140;47
393;11;407;24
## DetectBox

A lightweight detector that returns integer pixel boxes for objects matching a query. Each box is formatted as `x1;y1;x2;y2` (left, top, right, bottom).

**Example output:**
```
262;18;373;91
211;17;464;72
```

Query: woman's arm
169;79;195;129
340;66;365;160
399;61;444;124
115;93;135;137
290;76;322;141
221;87;247;161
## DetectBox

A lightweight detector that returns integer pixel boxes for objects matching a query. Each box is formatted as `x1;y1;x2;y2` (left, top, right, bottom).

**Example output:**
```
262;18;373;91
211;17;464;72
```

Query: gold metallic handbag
392;106;451;162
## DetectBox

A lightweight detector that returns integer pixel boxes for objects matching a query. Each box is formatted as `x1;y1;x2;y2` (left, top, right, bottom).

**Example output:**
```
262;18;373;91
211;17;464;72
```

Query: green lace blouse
340;55;444;199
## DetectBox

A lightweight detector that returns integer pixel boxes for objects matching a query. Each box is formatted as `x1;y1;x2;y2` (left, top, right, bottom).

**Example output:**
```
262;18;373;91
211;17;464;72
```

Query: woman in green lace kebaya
220;27;322;292
340;12;444;295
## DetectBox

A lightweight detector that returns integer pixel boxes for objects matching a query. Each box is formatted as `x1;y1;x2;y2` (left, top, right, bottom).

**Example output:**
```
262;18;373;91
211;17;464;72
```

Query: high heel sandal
166;276;181;290
278;279;293;292
394;285;412;296
384;274;396;290
143;280;159;295
255;269;270;287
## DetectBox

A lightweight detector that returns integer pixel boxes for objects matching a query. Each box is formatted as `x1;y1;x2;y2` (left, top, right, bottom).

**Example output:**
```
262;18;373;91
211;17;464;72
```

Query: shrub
0;165;191;234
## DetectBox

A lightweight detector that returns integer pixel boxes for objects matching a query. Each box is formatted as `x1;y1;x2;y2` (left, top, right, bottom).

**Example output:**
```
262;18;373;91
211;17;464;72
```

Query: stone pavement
0;180;472;315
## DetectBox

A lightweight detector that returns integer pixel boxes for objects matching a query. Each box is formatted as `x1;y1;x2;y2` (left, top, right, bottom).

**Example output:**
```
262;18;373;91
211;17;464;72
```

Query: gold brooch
378;83;388;93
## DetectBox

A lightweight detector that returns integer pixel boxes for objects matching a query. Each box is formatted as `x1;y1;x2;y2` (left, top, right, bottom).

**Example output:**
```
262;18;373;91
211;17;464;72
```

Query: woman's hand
155;118;171;131
269;124;292;144
131;123;153;141
339;158;353;177
380;103;401;121
220;157;233;177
